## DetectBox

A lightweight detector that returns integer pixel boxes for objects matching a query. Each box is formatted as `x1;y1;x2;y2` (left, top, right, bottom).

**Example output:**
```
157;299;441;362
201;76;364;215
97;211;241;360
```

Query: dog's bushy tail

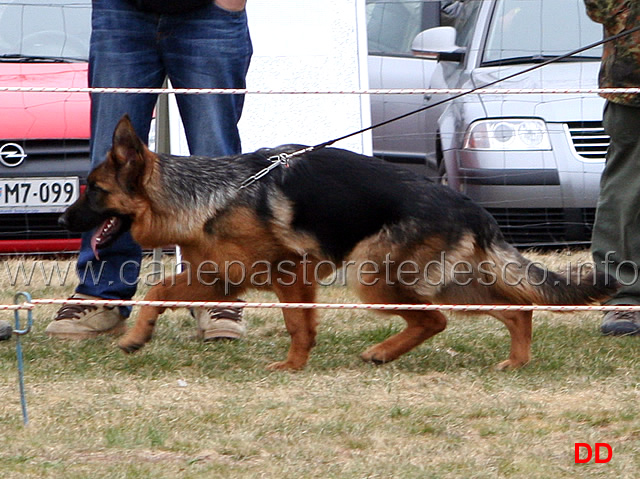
490;244;618;305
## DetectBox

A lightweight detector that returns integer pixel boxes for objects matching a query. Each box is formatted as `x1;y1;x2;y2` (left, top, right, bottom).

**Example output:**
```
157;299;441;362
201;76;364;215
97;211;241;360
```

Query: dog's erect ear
111;114;146;166
110;114;151;194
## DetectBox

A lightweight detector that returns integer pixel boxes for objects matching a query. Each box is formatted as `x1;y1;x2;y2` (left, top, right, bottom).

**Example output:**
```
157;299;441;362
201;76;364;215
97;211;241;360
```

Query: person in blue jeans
46;0;252;340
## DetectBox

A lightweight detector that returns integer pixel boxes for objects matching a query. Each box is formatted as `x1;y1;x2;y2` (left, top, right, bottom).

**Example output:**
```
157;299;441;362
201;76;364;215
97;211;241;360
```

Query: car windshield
0;0;91;62
482;0;602;65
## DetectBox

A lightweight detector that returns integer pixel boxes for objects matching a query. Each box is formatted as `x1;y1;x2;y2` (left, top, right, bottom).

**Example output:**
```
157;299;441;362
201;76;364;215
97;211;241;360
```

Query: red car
0;1;91;253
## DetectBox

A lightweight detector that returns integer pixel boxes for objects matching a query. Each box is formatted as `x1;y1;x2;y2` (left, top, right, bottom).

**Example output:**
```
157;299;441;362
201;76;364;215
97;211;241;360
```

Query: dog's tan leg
118;271;224;353
490;310;532;370
266;267;318;371
361;310;447;364
117;284;167;354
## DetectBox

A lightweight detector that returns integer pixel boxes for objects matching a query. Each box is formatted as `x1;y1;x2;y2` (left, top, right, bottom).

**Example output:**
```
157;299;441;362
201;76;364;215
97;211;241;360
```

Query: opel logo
0;143;27;168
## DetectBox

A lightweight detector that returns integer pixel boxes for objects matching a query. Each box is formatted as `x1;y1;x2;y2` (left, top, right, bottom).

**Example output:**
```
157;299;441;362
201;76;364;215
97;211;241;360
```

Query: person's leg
592;101;640;335
161;3;252;157
156;4;252;339
78;0;166;301
47;0;166;338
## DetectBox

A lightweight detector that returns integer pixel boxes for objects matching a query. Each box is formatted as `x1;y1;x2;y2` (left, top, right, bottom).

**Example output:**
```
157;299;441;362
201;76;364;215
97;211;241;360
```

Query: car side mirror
411;26;465;62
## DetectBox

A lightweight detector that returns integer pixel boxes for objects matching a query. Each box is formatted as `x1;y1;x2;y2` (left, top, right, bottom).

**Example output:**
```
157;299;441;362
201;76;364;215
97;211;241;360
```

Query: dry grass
1;249;639;478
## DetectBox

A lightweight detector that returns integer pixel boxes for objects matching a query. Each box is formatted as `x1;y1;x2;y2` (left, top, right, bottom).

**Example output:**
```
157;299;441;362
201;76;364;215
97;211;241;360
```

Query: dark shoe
601;310;640;336
0;320;12;341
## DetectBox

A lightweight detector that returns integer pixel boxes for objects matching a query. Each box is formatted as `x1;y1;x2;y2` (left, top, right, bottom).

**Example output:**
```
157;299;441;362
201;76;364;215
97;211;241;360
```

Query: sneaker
195;302;246;341
601;310;640;336
45;293;126;339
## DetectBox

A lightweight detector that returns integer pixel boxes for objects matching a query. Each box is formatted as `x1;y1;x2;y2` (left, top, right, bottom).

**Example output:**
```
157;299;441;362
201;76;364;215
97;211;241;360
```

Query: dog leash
239;24;640;189
239;153;291;189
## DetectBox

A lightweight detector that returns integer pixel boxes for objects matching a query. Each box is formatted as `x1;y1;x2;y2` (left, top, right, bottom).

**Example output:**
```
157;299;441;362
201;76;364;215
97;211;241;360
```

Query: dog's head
59;115;153;258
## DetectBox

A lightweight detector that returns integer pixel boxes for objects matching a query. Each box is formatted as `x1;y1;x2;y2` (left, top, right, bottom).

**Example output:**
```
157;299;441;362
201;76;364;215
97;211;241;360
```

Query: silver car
367;0;606;245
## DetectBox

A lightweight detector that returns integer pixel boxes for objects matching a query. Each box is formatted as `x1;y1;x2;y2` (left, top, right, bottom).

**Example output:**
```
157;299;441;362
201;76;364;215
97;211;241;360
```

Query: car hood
467;61;604;122
0;63;90;139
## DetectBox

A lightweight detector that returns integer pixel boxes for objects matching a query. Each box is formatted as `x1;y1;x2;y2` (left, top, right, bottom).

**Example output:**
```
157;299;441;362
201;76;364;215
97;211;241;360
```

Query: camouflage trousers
592;101;640;304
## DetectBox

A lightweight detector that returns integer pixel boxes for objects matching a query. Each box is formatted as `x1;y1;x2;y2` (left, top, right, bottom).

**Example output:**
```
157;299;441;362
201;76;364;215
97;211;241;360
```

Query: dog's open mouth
91;216;130;259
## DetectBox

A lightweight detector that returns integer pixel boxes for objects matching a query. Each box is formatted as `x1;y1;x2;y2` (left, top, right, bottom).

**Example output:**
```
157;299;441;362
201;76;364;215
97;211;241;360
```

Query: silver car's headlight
463;119;552;151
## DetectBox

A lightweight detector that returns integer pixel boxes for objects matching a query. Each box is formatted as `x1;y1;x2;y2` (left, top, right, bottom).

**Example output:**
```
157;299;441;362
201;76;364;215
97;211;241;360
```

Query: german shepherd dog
60;116;616;370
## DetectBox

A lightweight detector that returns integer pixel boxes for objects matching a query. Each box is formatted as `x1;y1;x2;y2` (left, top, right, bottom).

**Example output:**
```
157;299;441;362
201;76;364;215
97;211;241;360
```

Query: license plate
0;177;79;213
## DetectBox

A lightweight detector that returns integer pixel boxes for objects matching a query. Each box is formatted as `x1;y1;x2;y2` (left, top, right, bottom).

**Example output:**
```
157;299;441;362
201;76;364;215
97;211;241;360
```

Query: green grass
0;250;639;478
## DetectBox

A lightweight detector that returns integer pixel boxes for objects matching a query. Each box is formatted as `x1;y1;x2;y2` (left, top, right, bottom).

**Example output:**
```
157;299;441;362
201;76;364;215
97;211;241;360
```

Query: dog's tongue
90;216;123;259
90;225;103;260
90;217;116;260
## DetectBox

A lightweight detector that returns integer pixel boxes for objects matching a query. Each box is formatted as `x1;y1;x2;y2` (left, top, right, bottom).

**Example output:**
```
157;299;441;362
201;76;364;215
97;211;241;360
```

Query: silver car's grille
485;207;596;246
566;121;609;161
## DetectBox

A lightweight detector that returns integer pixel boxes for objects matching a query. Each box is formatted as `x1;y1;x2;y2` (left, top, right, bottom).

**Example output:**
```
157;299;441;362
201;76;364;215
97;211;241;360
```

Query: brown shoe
195;302;246;341
45;293;126;339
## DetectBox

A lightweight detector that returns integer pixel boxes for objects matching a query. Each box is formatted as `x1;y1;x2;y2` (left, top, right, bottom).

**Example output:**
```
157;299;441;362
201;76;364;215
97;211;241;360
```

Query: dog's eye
89;183;109;195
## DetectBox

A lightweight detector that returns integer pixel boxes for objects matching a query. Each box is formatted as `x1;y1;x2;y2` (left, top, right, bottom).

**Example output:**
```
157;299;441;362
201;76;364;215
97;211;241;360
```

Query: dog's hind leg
350;260;447;364
361;310;447;364
488;310;532;370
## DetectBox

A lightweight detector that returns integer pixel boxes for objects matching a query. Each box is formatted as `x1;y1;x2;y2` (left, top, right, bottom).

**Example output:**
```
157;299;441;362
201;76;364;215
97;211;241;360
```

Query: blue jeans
75;0;252;314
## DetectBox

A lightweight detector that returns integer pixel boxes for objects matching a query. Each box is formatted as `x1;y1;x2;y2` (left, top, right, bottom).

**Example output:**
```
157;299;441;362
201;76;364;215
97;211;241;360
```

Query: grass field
1;250;638;478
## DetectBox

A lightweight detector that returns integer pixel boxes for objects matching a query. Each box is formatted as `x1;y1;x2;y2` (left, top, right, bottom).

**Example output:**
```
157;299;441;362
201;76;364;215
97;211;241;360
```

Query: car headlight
462;119;552;151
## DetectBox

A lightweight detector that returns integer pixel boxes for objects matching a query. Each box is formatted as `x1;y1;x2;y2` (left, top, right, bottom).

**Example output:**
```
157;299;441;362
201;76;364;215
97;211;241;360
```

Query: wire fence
4;296;640;313
1;86;640;95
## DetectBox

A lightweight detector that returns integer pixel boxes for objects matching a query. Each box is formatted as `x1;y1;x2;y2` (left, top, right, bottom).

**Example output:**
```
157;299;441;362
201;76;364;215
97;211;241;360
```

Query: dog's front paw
495;358;529;371
118;336;145;354
266;360;305;371
360;346;394;365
